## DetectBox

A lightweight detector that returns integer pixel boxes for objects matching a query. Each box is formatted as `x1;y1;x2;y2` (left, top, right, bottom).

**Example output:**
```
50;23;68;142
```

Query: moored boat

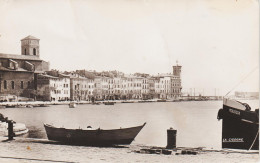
103;101;115;105
92;102;101;105
44;123;146;146
121;101;135;103
38;104;50;107
138;100;154;103
0;113;29;137
157;99;167;102
0;122;29;136
217;98;259;150
69;102;77;108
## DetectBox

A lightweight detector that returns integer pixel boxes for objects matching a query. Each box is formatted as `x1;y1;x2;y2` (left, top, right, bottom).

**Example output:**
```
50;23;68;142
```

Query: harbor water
0;100;258;162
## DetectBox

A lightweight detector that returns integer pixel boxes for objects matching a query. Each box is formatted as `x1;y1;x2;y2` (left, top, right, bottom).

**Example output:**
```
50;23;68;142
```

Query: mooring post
8;120;14;140
166;127;177;149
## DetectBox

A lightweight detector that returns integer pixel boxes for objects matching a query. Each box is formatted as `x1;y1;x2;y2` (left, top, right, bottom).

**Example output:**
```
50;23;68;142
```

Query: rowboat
138;100;154;103
103;101;115;105
92;102;101;105
121;101;135;103
0;122;29;136
217;98;259;150
69;102;77;108
44;123;146;146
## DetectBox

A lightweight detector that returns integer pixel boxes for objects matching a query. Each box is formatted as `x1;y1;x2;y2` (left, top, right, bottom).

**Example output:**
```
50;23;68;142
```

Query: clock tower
21;35;40;57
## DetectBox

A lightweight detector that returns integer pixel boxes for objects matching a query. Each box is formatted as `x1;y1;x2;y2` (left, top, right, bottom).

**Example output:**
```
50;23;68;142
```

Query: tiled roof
0;66;10;71
38;74;58;79
16;67;30;72
0;66;33;72
21;35;40;40
69;74;88;79
59;73;70;78
124;75;144;79
0;53;42;61
34;71;45;73
153;74;173;78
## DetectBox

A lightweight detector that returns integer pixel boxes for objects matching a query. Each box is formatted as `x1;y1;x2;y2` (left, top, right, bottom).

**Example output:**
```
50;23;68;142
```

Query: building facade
0;36;49;100
154;75;172;99
70;74;94;101
82;63;182;101
37;73;70;101
0;36;182;102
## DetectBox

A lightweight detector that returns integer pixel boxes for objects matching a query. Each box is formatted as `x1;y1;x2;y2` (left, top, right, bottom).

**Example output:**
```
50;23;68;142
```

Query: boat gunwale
44;122;146;132
223;104;259;114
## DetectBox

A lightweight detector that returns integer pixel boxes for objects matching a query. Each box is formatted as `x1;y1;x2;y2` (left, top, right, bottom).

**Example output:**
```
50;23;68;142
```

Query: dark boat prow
44;122;146;147
217;98;259;150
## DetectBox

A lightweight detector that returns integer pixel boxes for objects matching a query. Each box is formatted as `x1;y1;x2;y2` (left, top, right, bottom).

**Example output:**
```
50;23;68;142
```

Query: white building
70;73;92;101
37;73;70;101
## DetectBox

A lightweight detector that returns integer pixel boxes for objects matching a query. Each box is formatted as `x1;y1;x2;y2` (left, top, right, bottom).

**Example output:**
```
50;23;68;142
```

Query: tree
21;88;36;100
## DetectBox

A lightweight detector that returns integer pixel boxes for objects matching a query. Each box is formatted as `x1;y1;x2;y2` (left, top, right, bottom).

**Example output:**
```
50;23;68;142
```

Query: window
33;48;36;55
25;49;27;55
11;81;14;89
28;81;30;88
4;80;7;89
21;81;24;89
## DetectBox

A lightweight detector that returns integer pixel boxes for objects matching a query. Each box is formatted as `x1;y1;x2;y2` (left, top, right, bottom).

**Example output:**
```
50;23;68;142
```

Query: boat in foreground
217;98;259;150
44;123;146;146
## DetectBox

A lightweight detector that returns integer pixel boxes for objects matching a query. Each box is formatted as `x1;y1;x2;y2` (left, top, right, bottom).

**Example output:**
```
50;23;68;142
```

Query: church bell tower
21;35;40;57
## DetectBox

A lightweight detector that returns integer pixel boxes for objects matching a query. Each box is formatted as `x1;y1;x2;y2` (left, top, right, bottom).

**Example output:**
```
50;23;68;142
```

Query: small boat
44;123;146;146
69;102;77;108
103;101;115;105
92;102;101;105
0;105;6;109
138;100;154;103
38;104;50;107
5;105;15;108
217;98;259;150
0;122;29;136
121;101;135;103
157;99;167;102
26;105;33;108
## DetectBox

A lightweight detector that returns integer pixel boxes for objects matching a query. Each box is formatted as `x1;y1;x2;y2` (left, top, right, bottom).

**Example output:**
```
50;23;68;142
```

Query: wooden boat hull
157;99;167;102
0;122;29;137
69;103;77;108
217;99;259;150
44;123;146;146
104;102;115;105
121;101;135;103
138;100;154;103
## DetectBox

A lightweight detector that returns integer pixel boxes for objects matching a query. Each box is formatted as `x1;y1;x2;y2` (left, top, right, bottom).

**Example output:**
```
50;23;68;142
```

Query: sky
0;0;259;95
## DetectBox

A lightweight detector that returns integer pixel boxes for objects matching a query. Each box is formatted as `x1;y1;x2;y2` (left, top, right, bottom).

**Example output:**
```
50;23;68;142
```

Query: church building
0;35;49;100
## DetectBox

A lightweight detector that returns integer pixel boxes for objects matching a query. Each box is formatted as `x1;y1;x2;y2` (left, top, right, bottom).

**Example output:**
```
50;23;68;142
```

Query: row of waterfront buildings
0;36;182;102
